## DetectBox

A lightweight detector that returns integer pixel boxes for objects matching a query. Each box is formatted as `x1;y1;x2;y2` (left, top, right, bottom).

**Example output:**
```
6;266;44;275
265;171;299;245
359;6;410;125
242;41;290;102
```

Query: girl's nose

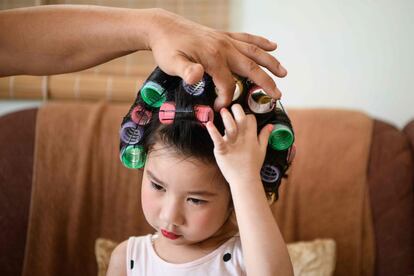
160;197;185;226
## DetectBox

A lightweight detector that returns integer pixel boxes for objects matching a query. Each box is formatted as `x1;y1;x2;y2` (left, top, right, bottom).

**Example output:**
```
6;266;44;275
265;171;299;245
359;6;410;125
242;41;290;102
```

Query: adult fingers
221;31;277;52
231;39;287;78
163;53;205;84
228;52;282;100
203;58;236;111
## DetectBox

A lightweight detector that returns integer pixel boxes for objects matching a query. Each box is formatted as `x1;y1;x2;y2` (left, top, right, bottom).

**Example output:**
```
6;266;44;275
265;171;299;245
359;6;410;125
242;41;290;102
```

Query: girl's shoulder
106;240;129;276
106;234;151;276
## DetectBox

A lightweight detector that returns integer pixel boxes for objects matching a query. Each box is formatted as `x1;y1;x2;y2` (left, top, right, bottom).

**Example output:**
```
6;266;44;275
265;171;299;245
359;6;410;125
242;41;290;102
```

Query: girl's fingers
259;124;274;152
246;114;258;135
230;104;247;130
220;108;238;142
205;121;226;151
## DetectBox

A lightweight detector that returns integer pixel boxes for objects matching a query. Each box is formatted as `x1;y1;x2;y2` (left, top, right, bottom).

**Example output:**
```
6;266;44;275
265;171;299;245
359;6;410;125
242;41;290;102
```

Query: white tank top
126;234;246;276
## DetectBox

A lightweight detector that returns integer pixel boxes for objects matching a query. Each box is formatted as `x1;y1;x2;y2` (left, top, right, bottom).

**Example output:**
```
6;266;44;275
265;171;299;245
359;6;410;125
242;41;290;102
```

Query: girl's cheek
141;183;158;215
190;209;217;229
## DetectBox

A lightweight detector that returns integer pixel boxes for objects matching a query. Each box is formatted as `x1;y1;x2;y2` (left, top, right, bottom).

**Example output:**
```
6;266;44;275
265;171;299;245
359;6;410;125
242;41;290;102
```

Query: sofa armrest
0;108;37;276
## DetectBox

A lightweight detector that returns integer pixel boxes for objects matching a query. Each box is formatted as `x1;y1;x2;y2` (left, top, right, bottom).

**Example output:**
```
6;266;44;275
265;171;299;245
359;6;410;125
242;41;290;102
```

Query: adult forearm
0;5;155;76
230;179;293;276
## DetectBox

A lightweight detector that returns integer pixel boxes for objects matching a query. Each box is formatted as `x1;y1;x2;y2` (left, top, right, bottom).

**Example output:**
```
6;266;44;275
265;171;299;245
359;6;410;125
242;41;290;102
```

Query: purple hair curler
260;164;281;183
120;121;145;145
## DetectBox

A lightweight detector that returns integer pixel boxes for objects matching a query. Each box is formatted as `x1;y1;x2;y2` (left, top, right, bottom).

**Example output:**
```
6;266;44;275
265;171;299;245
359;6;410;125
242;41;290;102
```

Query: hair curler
131;104;152;125
214;74;246;102
159;101;213;127
267;101;294;151
120;144;146;169
158;102;176;124
140;67;180;108
246;85;276;114
182;78;206;96
260;164;281;184
120;121;145;145
260;146;290;199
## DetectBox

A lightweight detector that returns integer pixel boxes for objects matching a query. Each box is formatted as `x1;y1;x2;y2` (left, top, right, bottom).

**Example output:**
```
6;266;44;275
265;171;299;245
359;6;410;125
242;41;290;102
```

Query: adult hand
148;9;287;111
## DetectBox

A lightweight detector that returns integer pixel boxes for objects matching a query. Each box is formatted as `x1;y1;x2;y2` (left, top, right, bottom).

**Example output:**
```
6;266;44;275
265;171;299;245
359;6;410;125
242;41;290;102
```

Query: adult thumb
169;55;204;84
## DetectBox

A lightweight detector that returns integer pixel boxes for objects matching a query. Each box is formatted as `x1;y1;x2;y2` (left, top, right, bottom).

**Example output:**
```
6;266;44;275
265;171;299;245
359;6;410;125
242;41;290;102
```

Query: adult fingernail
214;100;222;112
278;64;287;75
273;86;282;99
269;40;277;48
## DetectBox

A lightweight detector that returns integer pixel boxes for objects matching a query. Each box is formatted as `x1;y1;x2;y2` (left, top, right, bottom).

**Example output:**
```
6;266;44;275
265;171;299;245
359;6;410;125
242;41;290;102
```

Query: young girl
107;67;295;275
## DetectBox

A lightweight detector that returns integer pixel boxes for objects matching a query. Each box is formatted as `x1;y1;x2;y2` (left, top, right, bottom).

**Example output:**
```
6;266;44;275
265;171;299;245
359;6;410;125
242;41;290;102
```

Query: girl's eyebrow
147;170;167;186
147;170;218;197
187;190;218;197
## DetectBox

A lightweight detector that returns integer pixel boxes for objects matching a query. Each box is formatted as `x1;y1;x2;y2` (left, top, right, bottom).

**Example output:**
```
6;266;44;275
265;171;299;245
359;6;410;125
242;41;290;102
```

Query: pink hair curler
131;104;152;125
194;105;214;126
159;102;176;125
159;102;213;127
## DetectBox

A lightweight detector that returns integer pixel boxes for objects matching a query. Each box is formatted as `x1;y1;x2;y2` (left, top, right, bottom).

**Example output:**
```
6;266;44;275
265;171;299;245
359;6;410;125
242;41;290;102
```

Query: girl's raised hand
206;104;274;185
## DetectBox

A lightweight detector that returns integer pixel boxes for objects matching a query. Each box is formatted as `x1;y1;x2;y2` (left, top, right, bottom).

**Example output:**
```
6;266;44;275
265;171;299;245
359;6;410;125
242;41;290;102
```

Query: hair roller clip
159;102;214;127
268;124;294;151
193;105;214;126
183;78;206;96
260;164;281;184
214;75;244;102
268;101;294;151
120;121;145;145
131;104;152;126
159;102;176;125
120;144;146;169
140;67;180;108
247;85;276;114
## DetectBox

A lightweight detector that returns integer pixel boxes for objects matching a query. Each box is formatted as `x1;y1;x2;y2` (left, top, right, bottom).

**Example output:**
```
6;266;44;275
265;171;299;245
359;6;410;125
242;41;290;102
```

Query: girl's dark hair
120;68;294;203
142;82;223;165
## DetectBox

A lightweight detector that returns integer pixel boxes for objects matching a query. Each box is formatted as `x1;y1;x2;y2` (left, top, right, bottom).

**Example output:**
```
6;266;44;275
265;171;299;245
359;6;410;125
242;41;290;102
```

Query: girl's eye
187;198;207;205
151;182;165;191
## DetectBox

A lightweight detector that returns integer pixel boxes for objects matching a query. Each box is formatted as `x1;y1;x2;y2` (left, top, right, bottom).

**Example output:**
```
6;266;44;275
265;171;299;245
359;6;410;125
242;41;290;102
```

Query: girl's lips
161;229;181;240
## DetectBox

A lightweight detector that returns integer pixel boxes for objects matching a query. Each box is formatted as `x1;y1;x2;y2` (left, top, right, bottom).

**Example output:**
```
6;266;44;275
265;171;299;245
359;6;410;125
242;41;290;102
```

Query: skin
141;144;238;263
107;104;294;275
0;5;287;111
107;144;239;275
205;104;294;275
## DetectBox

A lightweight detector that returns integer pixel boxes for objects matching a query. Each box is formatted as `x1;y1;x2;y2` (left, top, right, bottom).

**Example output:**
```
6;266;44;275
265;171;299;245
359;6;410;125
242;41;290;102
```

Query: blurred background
1;0;413;128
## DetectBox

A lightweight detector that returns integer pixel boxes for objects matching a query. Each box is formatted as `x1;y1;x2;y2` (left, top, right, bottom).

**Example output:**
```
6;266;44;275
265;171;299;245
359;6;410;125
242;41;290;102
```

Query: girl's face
141;142;233;247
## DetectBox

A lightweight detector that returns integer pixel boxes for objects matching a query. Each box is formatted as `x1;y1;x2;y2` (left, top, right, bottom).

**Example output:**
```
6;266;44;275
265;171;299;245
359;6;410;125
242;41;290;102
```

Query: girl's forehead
145;146;226;190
